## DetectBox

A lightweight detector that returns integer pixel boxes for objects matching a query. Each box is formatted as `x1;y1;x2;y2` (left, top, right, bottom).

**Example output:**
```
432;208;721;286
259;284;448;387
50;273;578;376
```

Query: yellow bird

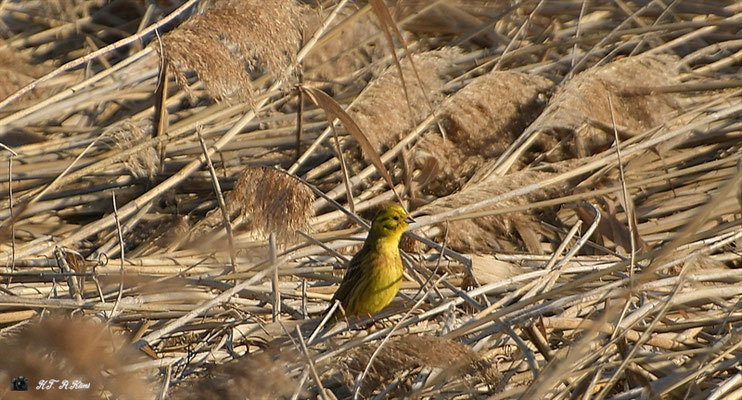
329;203;412;320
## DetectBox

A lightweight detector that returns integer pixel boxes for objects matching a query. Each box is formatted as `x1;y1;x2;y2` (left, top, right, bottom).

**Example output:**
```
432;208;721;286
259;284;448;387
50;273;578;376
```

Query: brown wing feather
330;245;370;305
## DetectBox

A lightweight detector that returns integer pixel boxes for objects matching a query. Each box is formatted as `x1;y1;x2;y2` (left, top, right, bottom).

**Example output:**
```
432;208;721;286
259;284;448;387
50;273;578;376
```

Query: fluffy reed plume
187;167;313;245
414;71;553;196
231;166;314;241
161;0;305;103
171;352;297;400
531;54;681;158
348;48;461;152
420;167;570;254
0;317;153;399
108;120;157;179
338;335;501;397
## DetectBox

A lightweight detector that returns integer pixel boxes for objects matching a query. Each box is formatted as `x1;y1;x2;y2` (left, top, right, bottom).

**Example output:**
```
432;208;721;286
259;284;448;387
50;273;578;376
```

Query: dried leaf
301;85;403;204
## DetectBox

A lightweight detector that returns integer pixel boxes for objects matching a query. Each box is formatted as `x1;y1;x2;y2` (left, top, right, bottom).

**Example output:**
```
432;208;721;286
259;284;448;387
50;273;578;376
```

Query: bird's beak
405;216;415;224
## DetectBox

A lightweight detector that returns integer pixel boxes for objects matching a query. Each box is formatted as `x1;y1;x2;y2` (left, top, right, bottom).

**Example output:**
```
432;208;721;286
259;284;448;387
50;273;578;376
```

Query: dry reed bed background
1;0;742;399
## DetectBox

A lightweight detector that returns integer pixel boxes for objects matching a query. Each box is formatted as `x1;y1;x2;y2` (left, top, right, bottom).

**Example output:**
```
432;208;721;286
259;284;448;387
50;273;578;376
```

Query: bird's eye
393;216;399;221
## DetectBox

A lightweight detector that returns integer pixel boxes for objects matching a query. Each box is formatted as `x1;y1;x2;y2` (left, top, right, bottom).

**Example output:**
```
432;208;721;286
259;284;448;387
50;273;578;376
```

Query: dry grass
0;316;153;399
162;0;304;103
2;1;742;399
337;334;502;397
170;351;298;400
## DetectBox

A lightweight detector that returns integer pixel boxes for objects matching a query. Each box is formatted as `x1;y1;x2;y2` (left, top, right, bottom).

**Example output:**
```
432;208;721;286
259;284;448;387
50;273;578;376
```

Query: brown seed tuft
171;351;297;400
0;128;47;147
0;48;51;104
161;0;305;103
303;10;386;82
348;48;461;153
440;71;553;156
414;71;553;196
531;54;681;158
0;317;154;399
108;120;157;179
232;166;314;241
419;166;571;254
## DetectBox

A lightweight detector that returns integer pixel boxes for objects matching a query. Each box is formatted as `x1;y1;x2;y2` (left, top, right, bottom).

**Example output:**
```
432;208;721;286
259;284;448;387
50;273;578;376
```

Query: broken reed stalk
109;192;126;320
270;233;280;322
197;129;236;272
133;262;275;350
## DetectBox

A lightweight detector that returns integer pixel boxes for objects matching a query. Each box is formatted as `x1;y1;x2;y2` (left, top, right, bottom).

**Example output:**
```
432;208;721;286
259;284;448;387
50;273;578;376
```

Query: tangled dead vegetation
336;335;502;397
0;317;153;399
2;1;742;399
171;351;298;400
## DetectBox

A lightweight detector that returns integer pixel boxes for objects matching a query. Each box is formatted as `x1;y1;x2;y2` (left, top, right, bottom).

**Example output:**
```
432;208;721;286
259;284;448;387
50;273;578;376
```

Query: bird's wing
330;246;368;303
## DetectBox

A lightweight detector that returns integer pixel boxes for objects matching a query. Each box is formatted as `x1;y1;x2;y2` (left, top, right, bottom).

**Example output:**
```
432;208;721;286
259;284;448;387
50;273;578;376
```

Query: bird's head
369;203;413;241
